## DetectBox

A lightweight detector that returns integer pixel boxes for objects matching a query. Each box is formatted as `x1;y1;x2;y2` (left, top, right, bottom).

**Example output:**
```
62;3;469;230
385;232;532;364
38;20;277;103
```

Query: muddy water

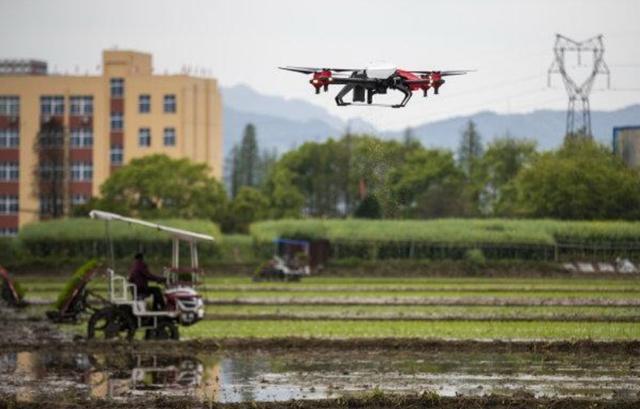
0;349;638;404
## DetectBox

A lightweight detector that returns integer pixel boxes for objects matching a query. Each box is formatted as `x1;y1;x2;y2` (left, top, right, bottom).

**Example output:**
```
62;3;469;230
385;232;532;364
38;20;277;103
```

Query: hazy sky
1;0;639;130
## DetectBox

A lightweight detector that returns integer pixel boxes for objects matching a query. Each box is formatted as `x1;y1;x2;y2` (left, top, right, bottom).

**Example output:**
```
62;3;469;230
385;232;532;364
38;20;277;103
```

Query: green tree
477;136;538;215
353;194;382;219
457;120;483;178
226;145;241;198
238;124;259;187
264;167;305;218
226;186;270;233
99;154;227;221
513;139;640;219
389;149;467;218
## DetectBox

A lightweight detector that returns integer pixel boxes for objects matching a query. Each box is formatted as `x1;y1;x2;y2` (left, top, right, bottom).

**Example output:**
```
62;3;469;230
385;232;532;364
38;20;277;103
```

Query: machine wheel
87;306;136;341
145;320;179;340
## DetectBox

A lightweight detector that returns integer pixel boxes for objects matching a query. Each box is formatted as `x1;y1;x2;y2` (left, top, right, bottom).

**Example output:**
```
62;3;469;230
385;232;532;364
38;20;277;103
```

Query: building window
139;94;150;113
110;112;123;131
138;128;151;147
72;194;88;206
164;94;176;113
70;96;93;115
41;96;64;115
70;128;93;147
0;227;17;237
110;78;124;98
71;161;93;181
0;129;19;148
163;127;176;146
0;96;19;115
38;162;63;180
0;162;19;181
39;195;63;216
110;144;123;165
0;195;18;214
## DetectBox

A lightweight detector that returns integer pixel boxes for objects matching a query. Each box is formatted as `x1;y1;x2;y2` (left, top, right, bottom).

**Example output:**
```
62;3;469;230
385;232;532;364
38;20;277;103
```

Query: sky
1;0;639;130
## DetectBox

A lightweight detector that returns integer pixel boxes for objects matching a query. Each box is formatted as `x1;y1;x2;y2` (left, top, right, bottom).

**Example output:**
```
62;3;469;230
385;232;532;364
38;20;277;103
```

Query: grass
204;304;640;319
182;319;640;340
200;289;640;300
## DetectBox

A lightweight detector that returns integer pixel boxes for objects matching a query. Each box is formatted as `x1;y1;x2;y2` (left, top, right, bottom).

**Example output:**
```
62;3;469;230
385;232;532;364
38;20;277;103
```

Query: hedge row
250;219;640;261
14;218;222;262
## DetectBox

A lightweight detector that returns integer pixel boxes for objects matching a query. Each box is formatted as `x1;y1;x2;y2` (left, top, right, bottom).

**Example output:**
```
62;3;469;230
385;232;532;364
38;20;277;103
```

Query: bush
250;218;640;262
465;248;486;265
18;218;222;262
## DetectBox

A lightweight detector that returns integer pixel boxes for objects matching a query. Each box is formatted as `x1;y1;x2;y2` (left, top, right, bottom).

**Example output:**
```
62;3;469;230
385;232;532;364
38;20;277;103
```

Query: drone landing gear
391;83;412;108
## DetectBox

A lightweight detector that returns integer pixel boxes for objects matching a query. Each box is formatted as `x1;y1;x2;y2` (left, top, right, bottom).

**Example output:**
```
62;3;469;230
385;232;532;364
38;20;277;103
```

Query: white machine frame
89;210;213;330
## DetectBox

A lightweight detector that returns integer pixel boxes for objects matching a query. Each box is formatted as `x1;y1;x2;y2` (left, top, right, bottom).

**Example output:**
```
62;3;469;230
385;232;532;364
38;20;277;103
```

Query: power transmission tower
548;34;610;138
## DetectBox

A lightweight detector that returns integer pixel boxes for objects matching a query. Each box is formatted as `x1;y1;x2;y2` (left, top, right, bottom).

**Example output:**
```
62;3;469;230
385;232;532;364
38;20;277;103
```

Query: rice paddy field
17;275;640;340
4;272;640;408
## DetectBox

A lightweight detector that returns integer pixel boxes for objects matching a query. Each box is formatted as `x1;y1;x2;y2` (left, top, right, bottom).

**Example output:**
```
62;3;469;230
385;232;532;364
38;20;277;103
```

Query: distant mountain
221;84;379;153
385;105;640;151
223;106;341;154
221;83;640;154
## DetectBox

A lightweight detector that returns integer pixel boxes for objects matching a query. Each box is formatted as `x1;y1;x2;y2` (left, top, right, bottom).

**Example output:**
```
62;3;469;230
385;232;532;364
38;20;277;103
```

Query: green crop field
24;274;640;341
181;319;640;340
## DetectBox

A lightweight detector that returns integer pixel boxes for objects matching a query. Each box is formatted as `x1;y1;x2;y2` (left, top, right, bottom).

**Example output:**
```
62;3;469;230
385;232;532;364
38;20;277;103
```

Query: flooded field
1;347;639;405
3;275;640;408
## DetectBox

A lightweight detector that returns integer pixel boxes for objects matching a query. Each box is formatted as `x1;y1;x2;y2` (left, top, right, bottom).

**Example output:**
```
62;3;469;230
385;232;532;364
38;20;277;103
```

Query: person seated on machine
129;252;166;311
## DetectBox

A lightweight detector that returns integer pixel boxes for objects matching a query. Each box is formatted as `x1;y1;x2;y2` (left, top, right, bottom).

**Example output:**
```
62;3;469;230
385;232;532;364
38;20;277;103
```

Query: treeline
79;121;640;233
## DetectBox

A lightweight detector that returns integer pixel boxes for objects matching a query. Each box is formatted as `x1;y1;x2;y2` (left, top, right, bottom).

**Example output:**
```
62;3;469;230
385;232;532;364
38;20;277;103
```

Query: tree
457;120;483;178
227;124;275;199
353;194;382;219
389;149;467;218
264;167;305;218
402;127;420;148
225;145;241;198
238;124;259;187
35;118;69;218
99;154;227;221
226;186;270;233
513;139;640;219
476;136;538;215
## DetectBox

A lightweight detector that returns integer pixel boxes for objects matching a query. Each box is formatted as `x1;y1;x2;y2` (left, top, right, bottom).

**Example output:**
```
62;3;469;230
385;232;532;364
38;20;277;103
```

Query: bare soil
2;394;640;409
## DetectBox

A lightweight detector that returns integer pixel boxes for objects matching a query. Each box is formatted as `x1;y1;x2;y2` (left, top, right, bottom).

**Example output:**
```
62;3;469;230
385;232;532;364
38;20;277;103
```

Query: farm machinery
84;210;212;340
0;265;25;307
253;238;330;282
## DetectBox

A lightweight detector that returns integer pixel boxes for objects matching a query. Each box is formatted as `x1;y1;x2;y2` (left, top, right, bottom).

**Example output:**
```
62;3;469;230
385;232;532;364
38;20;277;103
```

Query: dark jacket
128;259;164;291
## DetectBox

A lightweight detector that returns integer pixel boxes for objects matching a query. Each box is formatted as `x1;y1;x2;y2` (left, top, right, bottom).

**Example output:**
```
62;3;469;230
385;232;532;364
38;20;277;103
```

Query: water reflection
0;349;638;403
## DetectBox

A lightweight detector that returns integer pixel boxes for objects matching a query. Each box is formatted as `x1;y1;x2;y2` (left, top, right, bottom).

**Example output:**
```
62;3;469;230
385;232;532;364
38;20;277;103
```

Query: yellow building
0;50;223;235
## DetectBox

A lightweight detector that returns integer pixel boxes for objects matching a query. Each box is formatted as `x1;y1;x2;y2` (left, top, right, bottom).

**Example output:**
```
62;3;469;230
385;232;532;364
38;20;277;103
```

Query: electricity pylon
548;34;610;138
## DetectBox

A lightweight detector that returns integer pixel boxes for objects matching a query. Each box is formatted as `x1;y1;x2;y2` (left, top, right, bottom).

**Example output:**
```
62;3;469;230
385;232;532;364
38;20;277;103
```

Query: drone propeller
279;66;359;74
409;69;475;76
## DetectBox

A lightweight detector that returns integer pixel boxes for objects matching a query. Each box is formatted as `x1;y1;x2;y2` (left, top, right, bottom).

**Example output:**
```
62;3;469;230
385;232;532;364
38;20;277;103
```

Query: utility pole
548;34;610;138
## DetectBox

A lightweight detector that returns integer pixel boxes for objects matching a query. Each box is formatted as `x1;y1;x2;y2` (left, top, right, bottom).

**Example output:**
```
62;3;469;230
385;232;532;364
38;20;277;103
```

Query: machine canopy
89;210;214;243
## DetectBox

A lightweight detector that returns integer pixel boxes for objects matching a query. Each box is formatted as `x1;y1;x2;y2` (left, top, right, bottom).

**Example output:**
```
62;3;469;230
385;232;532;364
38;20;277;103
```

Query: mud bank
2;394;640;409
2;337;640;355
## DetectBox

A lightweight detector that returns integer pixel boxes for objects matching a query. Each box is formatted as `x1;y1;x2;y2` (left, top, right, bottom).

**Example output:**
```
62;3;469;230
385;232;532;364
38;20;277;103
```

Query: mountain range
222;84;640;154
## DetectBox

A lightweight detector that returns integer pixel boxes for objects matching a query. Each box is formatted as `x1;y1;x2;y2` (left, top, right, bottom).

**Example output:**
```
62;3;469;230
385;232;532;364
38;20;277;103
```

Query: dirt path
1;393;639;409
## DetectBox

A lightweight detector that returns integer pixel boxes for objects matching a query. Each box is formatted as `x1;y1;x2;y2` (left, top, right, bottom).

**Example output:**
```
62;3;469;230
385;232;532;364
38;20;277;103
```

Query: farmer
129;252;166;310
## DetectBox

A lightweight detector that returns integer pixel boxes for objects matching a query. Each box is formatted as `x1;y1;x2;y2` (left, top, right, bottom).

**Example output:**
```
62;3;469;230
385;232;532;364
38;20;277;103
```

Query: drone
279;63;472;108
